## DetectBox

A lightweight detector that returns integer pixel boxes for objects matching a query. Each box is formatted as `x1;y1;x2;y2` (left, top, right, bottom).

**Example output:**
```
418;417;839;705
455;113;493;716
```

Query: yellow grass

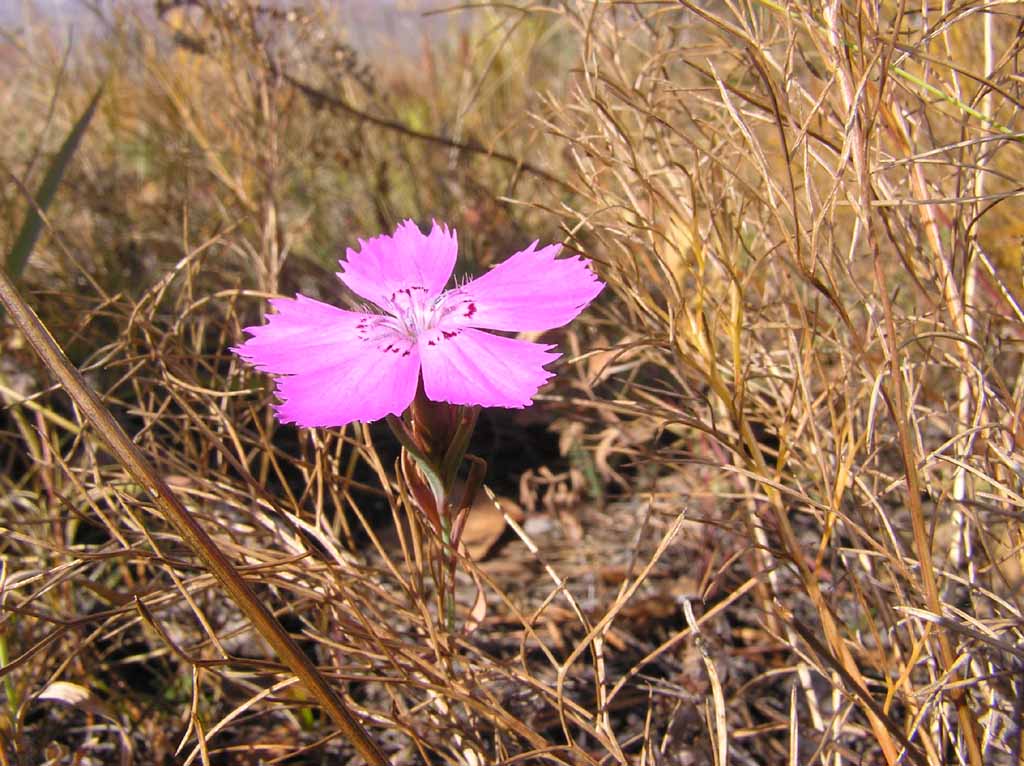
1;1;1022;764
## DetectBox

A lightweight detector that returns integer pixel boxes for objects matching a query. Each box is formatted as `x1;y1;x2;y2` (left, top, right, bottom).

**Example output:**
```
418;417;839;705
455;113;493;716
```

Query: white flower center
354;285;478;356
387;286;440;335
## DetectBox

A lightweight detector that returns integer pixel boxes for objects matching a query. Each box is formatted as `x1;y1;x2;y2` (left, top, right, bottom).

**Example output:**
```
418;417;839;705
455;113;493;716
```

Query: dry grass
1;1;1022;764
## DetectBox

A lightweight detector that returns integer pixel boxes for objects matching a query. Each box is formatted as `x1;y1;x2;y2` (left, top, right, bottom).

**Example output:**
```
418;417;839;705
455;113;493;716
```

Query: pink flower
233;220;603;428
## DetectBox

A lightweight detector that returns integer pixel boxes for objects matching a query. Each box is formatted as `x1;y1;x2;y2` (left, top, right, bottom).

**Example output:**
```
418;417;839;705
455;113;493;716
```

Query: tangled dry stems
1;1;1022;764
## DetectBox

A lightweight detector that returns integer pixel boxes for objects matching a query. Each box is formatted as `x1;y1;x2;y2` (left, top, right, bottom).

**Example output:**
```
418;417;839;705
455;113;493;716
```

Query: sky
0;1;463;53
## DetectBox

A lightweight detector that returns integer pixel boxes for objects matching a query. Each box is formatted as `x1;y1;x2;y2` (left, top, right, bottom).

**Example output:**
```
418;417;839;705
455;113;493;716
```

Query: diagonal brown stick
0;268;389;766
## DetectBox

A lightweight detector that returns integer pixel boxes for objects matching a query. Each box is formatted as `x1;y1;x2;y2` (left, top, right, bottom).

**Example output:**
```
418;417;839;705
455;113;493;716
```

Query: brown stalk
871;253;985;766
0;267;389;766
835;7;984;757
277;68;572;192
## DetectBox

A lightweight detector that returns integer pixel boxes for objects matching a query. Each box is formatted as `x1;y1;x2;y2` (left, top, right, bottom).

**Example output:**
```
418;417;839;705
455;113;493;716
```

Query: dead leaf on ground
37;681;133;766
459;483;524;561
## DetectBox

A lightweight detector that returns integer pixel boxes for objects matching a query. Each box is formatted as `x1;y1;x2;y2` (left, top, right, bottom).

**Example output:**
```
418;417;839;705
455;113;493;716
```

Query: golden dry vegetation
1;1;1023;764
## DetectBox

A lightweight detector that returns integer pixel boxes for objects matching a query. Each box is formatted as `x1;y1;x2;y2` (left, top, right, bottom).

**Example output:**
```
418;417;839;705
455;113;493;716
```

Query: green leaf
6;84;104;278
386;414;447;508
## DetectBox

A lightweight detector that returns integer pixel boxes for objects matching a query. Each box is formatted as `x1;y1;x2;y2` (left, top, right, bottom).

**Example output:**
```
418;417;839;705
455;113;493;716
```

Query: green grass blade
6;84;104;278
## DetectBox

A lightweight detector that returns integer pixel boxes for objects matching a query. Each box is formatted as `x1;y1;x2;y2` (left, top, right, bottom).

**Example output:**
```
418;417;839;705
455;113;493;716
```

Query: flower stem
393;390;482;633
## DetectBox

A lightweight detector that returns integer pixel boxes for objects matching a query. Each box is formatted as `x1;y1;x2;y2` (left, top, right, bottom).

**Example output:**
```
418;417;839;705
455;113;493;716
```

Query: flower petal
337;220;458;309
233;294;420;427
271;350;419;428
419;327;558;408
443;242;603;332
